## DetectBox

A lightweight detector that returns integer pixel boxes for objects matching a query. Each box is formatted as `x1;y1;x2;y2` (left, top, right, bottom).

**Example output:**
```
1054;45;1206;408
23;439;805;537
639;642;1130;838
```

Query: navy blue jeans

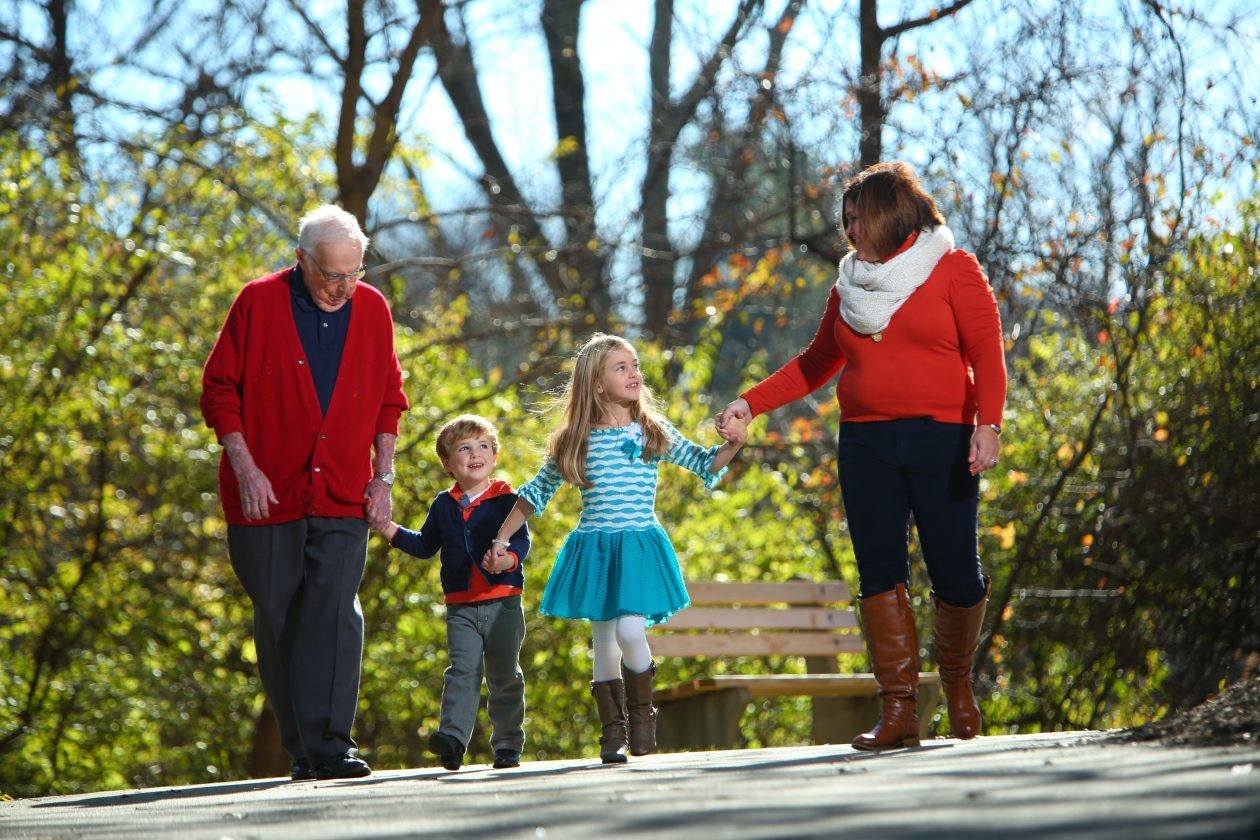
837;418;986;608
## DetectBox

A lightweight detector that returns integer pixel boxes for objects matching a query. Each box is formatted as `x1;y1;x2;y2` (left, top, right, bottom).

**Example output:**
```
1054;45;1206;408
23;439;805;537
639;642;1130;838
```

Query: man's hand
236;464;279;521
363;478;393;530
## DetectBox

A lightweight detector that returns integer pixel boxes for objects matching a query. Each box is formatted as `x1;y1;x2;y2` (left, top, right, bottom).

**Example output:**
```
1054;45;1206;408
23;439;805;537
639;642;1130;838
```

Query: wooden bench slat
686;580;851;605
654;672;941;702
651;632;865;657
659;607;859;631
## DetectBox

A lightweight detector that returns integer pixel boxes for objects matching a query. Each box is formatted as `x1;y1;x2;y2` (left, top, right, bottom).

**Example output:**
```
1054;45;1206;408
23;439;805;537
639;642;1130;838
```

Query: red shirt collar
449;477;515;509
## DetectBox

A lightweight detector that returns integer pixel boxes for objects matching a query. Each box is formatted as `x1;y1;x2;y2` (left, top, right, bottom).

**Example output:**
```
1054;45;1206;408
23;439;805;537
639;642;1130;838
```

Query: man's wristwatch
986;424;1002;435
373;470;396;486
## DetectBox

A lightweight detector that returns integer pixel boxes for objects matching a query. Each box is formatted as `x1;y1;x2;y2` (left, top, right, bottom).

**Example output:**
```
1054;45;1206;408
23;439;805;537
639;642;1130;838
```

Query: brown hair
548;333;670;488
436;414;500;462
840;161;945;259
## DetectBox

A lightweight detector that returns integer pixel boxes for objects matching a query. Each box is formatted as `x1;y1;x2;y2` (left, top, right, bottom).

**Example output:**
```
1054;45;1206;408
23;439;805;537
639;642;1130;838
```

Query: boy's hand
377;521;399;541
482;544;514;573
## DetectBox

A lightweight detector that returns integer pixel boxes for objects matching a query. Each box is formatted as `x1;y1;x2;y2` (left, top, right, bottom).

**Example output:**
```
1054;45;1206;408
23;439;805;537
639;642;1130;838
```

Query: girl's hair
548;333;671;487
840;160;945;259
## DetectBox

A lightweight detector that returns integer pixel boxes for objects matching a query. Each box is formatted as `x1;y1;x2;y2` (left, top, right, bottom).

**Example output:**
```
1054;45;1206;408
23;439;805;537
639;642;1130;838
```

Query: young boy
380;414;530;771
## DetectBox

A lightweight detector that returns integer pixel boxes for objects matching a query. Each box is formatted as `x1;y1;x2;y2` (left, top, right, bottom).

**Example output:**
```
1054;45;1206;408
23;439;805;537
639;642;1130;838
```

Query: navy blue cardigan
390;480;529;602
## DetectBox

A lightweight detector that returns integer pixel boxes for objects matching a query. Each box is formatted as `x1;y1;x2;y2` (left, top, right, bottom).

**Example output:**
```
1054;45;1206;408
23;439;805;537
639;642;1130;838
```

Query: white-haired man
201;205;409;780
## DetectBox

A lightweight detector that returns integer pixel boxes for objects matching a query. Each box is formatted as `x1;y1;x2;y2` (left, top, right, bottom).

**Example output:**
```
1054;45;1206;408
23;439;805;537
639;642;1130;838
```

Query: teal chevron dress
519;420;727;626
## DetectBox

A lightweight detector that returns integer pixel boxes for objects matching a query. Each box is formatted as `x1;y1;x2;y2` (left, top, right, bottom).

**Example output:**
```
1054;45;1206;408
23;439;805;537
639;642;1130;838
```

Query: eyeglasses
305;254;366;289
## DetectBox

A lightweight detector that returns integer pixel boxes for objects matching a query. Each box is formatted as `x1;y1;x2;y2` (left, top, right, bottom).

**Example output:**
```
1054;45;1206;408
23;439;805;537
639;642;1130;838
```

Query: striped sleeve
660;420;728;489
517;458;564;515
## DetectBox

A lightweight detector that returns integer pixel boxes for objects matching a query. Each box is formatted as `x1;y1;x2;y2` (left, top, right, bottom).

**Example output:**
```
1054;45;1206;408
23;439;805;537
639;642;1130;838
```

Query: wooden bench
650;580;940;751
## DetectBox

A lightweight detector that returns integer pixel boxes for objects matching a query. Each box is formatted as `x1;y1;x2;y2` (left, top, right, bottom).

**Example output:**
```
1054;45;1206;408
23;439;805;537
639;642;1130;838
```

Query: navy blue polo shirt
289;266;351;415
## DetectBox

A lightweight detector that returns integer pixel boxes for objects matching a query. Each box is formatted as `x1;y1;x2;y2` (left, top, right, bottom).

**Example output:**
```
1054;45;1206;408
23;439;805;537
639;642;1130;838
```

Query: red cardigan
743;245;1006;427
200;268;409;525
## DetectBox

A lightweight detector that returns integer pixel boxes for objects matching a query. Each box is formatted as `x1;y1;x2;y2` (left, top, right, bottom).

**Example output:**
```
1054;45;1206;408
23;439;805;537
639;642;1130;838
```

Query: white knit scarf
834;225;955;335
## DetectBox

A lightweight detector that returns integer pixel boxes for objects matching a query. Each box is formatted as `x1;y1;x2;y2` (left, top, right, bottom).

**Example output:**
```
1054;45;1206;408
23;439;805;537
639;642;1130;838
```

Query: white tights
591;615;653;681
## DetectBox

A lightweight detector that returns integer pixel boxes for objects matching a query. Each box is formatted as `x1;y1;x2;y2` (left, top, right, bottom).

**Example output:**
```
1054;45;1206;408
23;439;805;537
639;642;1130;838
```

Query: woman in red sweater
718;161;1006;750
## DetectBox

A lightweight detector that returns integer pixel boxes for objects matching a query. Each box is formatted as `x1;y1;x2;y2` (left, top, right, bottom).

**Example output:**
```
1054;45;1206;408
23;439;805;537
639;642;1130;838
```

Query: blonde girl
487;333;746;763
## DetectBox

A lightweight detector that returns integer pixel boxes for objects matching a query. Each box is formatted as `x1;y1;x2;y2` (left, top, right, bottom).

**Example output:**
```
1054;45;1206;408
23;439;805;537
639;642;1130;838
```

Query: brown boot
590;679;628;764
933;578;990;739
622;662;658;756
852;583;921;751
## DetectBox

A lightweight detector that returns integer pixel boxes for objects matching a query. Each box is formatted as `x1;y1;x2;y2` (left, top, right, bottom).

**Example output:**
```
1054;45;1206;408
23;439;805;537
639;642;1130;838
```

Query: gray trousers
228;517;369;764
440;596;526;753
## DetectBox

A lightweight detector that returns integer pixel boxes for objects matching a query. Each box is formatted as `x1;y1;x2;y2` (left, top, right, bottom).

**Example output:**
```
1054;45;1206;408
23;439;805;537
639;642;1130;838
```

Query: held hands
715;397;753;444
480;542;515;574
363;477;393;530
716;413;748;446
968;425;1002;474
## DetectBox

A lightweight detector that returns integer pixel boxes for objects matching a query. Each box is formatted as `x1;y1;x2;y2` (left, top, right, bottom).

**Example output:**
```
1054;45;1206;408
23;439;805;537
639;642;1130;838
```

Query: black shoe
492;749;521;769
428;731;464;771
290;758;317;781
314;752;372;780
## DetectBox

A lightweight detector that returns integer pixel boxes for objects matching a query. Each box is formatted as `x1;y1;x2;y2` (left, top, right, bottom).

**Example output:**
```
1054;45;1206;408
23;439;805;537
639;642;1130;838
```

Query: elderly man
201;205;408;780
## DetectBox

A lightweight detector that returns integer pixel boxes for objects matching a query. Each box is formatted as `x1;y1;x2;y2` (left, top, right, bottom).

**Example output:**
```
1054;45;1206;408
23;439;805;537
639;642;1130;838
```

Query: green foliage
969;202;1260;732
3;121;1256;798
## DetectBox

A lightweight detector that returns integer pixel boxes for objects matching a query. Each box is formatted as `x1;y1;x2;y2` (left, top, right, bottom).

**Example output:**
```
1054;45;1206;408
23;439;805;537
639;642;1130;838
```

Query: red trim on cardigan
444;478;522;604
743;247;1006;426
200;268;409;525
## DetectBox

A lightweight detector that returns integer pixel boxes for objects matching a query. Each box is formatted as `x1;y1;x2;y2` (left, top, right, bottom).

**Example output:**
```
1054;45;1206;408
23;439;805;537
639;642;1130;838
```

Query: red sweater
743;245;1006;426
200;268;409;525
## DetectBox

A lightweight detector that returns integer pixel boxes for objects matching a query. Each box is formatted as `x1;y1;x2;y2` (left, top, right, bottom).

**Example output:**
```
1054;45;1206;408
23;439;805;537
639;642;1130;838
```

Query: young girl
486;333;747;763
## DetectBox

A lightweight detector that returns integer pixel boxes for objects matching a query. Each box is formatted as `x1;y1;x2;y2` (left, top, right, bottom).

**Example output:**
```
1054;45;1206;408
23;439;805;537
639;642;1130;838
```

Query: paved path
4;732;1259;838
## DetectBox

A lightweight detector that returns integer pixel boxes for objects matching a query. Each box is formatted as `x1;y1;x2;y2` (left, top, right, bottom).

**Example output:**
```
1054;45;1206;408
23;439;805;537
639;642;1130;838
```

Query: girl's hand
969;425;1002;474
720;414;748;446
482;544;513;573
379;521;400;541
716;398;752;442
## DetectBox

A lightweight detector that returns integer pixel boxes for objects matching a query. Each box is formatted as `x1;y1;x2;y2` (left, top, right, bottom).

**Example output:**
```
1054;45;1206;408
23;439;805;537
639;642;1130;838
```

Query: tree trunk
857;0;886;169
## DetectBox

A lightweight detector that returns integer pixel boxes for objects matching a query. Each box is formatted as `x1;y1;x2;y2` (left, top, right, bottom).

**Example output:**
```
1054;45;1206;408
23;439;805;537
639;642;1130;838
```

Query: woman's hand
719;415;748;446
969;425;1002;474
716;398;753;442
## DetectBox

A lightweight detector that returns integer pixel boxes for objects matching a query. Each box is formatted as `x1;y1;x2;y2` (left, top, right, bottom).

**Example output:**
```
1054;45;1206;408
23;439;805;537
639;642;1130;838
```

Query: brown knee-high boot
852;583;921;751
590;679;629;764
622;663;657;756
932;578;990;739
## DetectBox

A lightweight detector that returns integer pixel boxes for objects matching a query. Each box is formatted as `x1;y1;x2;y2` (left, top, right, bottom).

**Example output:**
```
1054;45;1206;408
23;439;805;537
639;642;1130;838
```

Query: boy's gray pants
227;517;369;765
439;596;526;753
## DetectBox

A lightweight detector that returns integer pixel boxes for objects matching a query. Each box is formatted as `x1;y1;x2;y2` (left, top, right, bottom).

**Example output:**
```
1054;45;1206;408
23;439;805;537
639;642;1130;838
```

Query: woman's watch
491;538;511;548
986;424;1002;435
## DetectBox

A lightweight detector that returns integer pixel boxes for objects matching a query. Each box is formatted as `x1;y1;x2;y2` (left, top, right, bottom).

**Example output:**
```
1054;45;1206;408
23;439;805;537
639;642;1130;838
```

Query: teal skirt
539;525;690;626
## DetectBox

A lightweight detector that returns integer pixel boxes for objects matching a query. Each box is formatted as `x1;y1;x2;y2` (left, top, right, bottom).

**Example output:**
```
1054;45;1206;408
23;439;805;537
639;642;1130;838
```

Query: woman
717;161;1006;750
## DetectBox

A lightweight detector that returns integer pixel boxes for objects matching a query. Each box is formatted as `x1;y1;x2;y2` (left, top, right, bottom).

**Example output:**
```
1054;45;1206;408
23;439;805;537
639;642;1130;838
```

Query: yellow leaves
1152;428;1169;442
550;135;580;160
989;521;1016;549
1007;469;1028;484
1056;442;1076;464
1081;534;1094;547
